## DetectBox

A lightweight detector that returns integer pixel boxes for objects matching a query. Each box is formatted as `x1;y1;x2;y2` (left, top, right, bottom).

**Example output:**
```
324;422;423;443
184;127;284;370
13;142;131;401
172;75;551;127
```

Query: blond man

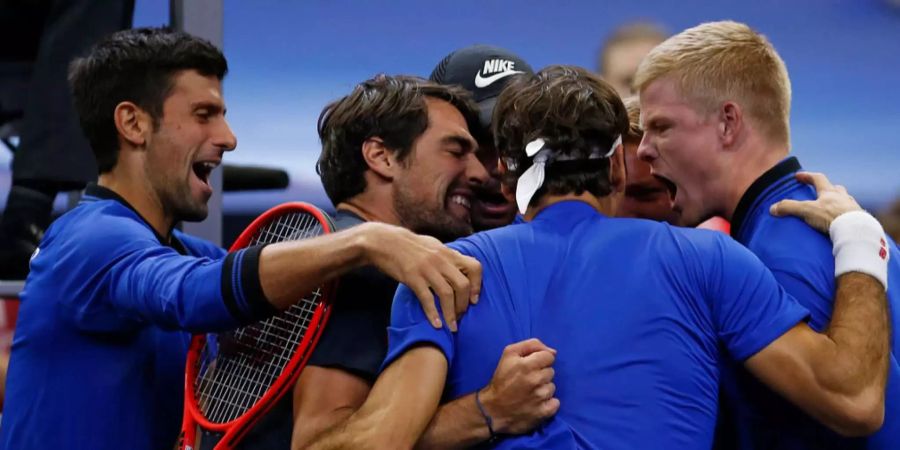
636;20;900;448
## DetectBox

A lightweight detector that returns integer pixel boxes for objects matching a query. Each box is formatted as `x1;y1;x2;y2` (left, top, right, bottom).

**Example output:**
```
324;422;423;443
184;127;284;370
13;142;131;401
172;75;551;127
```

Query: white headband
515;136;622;214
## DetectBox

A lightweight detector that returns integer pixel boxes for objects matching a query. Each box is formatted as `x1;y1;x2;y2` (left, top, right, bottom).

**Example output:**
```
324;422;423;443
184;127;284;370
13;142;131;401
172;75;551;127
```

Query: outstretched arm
260;222;481;331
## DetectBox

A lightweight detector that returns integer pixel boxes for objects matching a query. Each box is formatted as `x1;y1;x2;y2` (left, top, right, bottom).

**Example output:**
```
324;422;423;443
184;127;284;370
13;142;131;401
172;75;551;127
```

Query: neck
98;168;174;240
524;191;615;221
337;189;402;226
720;139;789;221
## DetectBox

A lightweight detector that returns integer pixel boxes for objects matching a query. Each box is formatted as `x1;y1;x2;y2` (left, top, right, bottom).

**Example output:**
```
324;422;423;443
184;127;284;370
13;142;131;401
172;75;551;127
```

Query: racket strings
193;211;327;424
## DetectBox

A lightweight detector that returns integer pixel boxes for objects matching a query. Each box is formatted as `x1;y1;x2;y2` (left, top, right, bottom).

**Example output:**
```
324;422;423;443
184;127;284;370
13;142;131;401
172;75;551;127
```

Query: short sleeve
381;283;455;372
704;235;810;361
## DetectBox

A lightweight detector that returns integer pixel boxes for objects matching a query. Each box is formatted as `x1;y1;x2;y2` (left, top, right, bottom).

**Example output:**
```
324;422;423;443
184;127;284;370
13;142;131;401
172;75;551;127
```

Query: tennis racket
179;202;338;450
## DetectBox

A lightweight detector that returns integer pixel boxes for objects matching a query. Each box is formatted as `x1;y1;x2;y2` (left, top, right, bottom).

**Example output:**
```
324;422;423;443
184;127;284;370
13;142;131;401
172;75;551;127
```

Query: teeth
450;195;470;209
201;162;217;171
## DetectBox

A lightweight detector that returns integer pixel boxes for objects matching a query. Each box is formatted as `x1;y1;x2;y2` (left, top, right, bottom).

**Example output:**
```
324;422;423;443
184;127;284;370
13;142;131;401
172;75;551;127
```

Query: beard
147;166;209;224
393;183;472;243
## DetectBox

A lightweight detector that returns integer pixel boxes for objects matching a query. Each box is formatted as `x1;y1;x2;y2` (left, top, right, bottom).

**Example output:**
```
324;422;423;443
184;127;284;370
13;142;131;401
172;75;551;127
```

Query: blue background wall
5;0;898;213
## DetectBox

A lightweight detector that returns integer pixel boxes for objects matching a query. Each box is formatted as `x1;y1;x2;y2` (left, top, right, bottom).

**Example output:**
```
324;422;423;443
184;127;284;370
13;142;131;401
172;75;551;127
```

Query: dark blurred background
2;0;899;245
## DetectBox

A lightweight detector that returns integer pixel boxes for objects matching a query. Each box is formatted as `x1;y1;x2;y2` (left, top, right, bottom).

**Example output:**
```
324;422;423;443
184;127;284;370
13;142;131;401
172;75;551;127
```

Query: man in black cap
430;44;534;230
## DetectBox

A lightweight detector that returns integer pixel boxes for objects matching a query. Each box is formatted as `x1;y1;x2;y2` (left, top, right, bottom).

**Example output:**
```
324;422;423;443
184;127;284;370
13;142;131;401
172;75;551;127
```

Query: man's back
386;200;808;449
728;158;900;448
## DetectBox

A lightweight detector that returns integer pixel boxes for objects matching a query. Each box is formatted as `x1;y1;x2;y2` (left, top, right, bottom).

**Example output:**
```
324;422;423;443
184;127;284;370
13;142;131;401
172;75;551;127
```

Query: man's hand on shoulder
770;171;862;233
354;222;482;332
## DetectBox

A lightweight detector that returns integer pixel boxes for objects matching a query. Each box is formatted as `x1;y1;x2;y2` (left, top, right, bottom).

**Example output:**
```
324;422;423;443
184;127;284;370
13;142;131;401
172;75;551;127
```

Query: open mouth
653;174;678;204
192;161;217;186
476;189;509;207
449;193;471;210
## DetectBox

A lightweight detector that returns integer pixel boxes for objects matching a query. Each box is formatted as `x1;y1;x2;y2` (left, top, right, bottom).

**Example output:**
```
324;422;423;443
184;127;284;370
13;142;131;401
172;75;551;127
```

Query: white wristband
829;210;889;290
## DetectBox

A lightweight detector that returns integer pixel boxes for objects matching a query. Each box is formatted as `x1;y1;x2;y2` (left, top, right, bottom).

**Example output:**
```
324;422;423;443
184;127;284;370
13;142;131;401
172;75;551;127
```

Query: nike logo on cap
474;59;523;88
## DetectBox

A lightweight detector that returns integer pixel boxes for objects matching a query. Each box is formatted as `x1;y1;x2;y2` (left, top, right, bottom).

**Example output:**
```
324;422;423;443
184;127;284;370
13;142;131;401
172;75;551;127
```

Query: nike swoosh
474;70;524;88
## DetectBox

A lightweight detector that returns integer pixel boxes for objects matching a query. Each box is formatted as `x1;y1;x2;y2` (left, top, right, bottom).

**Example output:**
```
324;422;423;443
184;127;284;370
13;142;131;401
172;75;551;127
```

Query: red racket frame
180;202;337;450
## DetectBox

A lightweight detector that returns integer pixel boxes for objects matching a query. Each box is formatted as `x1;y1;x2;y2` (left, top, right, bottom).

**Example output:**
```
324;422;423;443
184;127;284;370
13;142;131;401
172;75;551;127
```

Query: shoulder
332;210;365;231
634;220;738;261
42;200;160;258
173;230;226;259
743;205;832;275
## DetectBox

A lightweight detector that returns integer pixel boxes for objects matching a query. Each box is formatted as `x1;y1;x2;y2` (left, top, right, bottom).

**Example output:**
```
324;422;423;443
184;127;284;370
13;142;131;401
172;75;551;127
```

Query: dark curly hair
68;27;228;173
316;74;480;206
493;65;628;207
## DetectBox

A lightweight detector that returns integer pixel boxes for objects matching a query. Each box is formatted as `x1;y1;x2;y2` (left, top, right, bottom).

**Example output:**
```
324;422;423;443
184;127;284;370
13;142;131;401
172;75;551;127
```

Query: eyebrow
191;101;226;116
442;134;476;152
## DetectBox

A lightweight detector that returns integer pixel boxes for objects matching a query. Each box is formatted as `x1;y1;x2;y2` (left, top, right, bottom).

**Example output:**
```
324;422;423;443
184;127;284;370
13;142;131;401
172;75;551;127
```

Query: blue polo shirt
0;185;274;450
384;200;810;449
724;157;900;449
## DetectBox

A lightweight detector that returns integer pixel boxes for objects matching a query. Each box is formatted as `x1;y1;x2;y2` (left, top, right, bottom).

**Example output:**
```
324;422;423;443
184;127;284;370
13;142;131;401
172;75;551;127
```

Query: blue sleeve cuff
381;284;455;373
221;245;278;323
381;321;454;373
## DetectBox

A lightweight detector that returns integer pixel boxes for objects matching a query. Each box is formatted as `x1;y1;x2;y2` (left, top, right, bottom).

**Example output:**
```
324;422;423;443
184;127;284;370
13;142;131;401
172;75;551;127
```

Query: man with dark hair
278;74;556;450
303;65;891;450
0;28;482;450
430;44;533;230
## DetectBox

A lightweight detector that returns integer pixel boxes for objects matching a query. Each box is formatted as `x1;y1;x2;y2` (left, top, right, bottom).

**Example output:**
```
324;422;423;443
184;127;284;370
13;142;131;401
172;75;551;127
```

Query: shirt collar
82;183;187;254
531;199;605;223
730;157;801;239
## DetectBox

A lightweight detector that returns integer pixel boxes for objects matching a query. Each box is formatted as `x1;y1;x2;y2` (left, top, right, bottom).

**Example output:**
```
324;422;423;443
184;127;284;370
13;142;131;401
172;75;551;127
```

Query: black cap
430;44;534;128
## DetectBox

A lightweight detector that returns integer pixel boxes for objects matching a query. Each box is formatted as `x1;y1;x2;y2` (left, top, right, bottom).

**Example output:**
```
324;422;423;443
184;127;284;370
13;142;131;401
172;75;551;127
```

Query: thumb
506;338;555;357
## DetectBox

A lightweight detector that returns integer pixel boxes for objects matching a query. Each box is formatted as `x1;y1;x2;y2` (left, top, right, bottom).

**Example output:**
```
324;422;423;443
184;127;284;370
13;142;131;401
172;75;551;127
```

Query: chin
426;221;473;243
178;205;209;223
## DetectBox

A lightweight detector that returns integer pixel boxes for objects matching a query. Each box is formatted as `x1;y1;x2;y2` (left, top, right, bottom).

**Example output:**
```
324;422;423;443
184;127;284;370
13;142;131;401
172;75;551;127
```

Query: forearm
307;347;448;450
260;225;372;310
750;273;890;436
415;393;490;450
291;366;372;450
815;210;891;404
818;272;889;402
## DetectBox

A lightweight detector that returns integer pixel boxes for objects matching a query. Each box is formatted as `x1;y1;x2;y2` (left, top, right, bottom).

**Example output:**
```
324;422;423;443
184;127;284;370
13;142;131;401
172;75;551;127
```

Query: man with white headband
304;66;891;450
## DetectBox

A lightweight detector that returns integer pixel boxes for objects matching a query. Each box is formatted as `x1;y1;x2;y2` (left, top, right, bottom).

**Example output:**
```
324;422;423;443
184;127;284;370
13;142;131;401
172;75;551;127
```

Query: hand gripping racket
179;202;337;450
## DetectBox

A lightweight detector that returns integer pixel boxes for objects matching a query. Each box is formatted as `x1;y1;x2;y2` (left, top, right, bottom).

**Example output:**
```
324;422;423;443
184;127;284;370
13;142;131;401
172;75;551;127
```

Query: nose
214;118;238;152
466;152;491;188
636;134;656;163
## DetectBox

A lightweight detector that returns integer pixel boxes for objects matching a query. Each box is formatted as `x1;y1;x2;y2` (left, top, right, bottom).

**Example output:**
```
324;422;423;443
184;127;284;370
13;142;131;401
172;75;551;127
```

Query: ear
361;137;396;180
497;158;515;201
719;101;743;148
609;142;626;194
113;101;152;148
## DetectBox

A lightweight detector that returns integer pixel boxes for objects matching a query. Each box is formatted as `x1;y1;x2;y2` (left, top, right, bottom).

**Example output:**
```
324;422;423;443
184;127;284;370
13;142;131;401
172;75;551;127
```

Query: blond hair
633;21;791;146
